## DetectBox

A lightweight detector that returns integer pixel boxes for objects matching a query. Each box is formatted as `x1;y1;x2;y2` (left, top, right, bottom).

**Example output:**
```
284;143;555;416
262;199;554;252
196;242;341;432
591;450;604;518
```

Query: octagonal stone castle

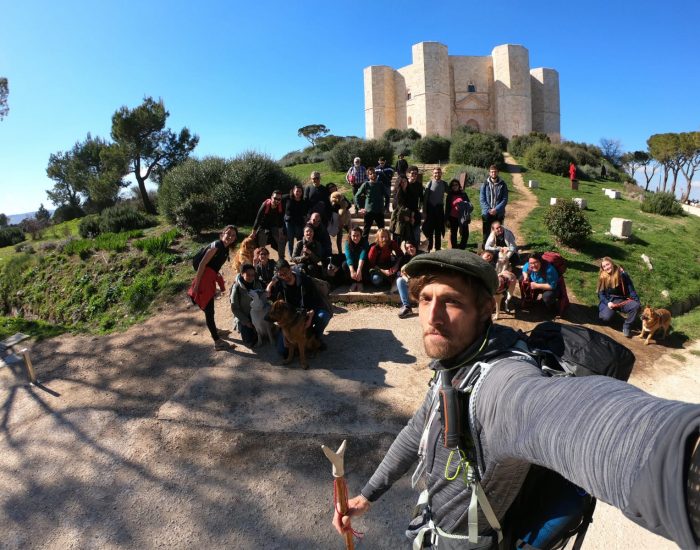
364;42;560;141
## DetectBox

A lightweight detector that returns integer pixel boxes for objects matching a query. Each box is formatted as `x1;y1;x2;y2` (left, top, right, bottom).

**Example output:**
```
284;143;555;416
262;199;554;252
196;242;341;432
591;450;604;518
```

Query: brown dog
232;234;257;273
267;300;320;369
330;191;352;230
640;305;672;345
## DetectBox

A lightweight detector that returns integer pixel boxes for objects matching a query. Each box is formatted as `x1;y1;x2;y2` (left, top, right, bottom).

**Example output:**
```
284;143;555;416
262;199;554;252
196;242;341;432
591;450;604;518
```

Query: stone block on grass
549;197;559;206
610;218;632;238
528;180;538;189
573;198;587;209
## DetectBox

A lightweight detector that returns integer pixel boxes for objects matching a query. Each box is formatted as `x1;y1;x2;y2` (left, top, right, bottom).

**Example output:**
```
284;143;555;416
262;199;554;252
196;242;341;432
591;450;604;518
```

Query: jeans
286;220;303;257
276;308;331;356
362;211;385;239
397;276;410;308
204;298;218;342
238;320;257;346
599;299;641;330
448;216;468;249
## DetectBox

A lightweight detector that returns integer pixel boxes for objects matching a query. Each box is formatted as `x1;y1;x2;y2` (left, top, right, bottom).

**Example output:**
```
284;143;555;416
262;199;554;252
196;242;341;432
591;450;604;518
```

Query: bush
383;128;404;142
327;138;394;172
0;226;25;248
561;141;603;167
450;132;504;168
451;165;489;187
278;149;327;167
52;203;85;223
641;192;683;216
123;273;160;313
315;135;344;152
134;228;179;256
172;193;218;234
99;203;157;234
412;135;451;163
14;243;35;254
214;152;300;226
486;132;508;153
79;215;102;238
508;132;550;157
524;143;575;175
543;199;592;247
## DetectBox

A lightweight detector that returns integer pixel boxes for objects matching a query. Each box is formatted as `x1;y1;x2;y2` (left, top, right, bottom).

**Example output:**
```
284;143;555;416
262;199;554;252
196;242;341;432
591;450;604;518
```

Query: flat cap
403;249;498;295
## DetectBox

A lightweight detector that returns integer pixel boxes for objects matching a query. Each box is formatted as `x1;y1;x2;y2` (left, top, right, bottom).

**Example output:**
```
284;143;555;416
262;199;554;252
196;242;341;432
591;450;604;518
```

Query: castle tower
492;44;532;139
364;65;397;139
530;68;560;142
411;42;451;137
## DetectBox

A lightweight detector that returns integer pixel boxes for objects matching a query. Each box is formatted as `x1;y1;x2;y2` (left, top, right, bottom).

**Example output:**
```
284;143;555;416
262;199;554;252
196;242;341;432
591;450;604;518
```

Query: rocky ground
1;158;697;548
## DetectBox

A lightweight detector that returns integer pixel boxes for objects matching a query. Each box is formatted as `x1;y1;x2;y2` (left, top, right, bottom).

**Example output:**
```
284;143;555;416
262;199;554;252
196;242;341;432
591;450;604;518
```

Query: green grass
518;167;700;336
283;161;348;190
0;316;67;341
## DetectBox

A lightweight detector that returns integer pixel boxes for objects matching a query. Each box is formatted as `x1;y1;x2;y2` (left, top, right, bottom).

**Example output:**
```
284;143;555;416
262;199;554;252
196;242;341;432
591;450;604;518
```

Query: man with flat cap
333;249;700;549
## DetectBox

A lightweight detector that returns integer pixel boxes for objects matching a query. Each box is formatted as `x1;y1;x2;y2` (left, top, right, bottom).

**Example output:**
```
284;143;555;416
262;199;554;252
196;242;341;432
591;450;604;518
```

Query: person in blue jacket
521;253;559;312
479;165;508;246
597;257;641;338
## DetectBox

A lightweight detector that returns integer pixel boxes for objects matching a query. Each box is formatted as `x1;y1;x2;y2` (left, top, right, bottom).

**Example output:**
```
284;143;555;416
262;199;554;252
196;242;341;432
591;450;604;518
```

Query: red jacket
187;267;224;310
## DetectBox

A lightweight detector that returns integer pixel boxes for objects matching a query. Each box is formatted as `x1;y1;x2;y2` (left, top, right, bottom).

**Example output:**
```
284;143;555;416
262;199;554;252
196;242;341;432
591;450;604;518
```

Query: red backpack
541;252;567;275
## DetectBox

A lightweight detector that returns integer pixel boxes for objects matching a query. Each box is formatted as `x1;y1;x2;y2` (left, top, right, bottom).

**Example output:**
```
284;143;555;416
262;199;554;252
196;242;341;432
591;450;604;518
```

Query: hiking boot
398;306;412;319
623;326;631;338
214;339;236;351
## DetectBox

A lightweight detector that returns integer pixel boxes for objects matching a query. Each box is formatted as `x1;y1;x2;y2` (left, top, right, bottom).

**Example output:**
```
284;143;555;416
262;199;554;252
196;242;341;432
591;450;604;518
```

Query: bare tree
599;138;623;166
0;77;8;121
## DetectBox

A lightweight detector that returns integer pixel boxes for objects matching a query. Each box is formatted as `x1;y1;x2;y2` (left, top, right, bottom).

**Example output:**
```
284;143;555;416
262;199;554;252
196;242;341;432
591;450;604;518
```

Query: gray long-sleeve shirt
361;324;700;548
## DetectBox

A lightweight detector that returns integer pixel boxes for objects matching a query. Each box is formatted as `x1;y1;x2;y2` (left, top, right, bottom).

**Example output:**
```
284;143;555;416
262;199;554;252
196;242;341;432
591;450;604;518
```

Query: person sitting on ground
521;253;559;313
230;263;263;347
444;178;472;250
367;228;404;288
484;220;519;266
188;225;238;351
252;190;287;259
266;259;331;353
253;246;275;286
343;225;369;292
285;183;308;257
307;211;333;260
597;257;641;338
396;240;424;319
482;250;518;312
291;224;322;277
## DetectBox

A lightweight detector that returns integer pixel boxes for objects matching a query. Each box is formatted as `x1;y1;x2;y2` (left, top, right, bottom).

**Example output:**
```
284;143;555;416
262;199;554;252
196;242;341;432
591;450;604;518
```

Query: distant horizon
2;0;698;214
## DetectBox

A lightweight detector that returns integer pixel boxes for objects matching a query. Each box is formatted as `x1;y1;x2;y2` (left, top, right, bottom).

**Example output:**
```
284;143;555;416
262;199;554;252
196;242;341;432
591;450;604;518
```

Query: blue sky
1;0;699;215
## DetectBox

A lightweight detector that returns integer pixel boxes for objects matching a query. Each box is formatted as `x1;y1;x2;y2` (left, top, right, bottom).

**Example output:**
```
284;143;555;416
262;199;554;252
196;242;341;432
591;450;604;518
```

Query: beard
422;329;459;360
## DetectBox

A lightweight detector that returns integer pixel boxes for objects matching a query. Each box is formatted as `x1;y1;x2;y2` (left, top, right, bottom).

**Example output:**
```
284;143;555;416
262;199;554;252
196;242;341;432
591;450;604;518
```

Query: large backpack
192;241;216;271
541;252;567;275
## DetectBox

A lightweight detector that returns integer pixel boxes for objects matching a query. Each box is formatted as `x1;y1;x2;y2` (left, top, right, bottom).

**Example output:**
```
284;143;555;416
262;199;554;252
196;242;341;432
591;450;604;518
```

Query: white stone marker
610;217;632;238
573;198;587;209
528;180;538;189
550;197;559;206
606;189;621;199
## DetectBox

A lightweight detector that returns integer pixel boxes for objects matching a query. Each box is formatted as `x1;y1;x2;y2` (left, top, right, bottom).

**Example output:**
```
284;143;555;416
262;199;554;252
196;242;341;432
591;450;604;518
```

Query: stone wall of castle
364;42;560;142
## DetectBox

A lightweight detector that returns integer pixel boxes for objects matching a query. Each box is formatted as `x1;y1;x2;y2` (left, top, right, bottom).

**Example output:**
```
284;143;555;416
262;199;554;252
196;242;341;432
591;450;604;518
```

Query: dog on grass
640;305;672;345
248;289;275;347
491;250;518;320
232;234;257;274
266;300;320;369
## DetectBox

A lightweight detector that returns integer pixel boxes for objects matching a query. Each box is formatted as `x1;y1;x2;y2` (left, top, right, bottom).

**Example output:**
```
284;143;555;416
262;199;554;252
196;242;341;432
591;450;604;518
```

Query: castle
364;42;560;142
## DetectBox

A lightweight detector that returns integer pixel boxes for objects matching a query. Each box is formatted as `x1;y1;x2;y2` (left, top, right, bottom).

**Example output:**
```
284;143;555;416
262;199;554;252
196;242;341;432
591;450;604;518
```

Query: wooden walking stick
322;439;356;550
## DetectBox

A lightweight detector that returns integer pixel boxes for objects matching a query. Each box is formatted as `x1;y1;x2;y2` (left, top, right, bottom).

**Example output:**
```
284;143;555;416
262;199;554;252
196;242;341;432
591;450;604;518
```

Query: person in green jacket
354;167;389;240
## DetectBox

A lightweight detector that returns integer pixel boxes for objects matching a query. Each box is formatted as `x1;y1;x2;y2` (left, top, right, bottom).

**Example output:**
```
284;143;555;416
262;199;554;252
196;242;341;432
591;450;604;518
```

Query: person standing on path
285;184;308;257
422;167;447;252
346;157;367;209
375;157;394;213
189;225;238;351
354;167;389;240
444;178;472;250
479;165;508;247
395;152;408;178
252;190;287;260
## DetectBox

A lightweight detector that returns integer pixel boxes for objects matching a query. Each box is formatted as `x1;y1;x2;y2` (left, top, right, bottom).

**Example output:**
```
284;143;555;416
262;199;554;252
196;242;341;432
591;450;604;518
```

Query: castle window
407;116;412;125
467;84;476;93
406;91;412;100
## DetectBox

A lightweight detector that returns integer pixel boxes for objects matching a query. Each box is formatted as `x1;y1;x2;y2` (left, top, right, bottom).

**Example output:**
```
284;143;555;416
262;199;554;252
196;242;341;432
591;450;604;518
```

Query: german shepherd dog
266;300;320;369
640;305;672;345
232;234;257;274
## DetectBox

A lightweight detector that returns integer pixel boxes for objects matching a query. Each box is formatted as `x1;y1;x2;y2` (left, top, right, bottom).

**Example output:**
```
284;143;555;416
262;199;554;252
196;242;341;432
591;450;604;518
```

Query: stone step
329;285;402;305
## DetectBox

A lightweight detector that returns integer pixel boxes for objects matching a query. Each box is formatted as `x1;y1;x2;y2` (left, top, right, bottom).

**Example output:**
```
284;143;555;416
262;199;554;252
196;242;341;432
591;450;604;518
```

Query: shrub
451;165;489;187
383;128;404;142
450;132;504;168
641;192;683;216
508;132;550;157
561;141;603;167
79;215;102;238
315;135;344;152
63;238;93;256
486;132;508;152
412;135;451;163
213;152;300;226
404;129;421;140
172;193;218;234
0;226;25;248
160;157;225;225
134;228;180;256
524;143;574;175
52;203;85;223
94;232;129;253
99;203;157;234
14;243;35;254
327;138;394;172
278;149;327;167
543;199;592;247
123;273;160;313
